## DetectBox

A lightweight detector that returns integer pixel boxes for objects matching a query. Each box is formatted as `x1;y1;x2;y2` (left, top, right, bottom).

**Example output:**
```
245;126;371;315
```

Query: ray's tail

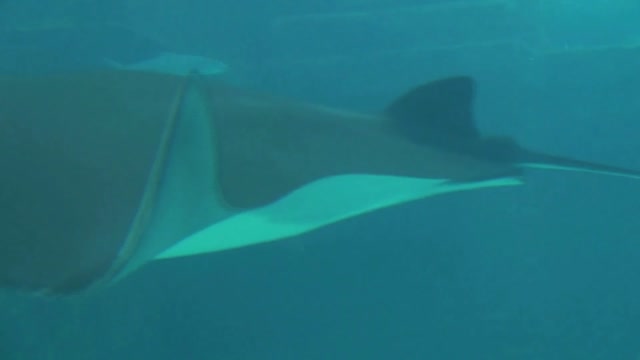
519;150;640;180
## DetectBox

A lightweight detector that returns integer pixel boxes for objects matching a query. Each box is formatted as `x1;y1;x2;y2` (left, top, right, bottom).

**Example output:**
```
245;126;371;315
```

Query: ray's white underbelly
156;174;522;259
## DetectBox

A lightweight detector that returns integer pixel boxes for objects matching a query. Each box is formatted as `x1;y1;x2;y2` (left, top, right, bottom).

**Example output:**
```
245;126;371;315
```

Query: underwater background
1;0;640;358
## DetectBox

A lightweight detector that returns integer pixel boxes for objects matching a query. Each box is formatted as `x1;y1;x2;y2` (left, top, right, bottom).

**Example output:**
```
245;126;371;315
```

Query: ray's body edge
91;74;195;286
98;76;235;285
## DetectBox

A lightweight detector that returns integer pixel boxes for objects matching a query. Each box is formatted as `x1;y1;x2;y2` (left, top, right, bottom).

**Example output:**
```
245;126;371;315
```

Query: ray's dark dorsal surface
1;71;639;295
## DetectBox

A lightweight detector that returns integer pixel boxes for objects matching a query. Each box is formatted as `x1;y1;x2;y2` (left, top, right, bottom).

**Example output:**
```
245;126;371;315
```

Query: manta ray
1;71;638;295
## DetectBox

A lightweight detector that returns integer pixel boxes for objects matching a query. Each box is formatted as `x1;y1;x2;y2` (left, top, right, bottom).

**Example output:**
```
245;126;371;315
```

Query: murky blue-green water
1;1;640;359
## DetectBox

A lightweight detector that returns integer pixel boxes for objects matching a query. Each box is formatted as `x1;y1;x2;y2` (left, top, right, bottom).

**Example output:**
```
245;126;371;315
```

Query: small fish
105;52;228;76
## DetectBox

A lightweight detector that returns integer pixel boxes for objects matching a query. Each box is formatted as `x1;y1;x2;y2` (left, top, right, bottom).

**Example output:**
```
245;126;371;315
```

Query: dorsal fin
385;76;480;147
